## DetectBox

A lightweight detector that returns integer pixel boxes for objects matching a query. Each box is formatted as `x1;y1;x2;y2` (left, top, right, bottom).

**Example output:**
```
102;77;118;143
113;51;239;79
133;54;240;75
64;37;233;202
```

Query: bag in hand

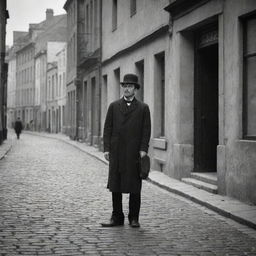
139;155;150;179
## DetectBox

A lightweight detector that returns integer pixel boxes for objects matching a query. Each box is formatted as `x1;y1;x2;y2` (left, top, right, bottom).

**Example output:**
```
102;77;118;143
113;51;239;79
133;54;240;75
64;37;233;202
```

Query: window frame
130;0;136;17
112;0;117;31
242;12;256;140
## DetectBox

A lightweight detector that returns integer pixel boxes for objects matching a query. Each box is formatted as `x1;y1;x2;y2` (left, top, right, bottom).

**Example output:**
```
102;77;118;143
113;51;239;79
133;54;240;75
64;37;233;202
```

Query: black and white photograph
0;0;256;255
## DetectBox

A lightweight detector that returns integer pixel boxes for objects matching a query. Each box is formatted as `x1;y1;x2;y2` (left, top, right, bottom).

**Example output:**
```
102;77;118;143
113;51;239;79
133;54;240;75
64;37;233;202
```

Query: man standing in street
14;117;23;139
102;73;151;228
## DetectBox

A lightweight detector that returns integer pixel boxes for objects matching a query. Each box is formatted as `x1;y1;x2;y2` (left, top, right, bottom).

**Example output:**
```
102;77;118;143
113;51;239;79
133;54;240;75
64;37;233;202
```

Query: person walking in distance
14;117;23;139
101;73;151;228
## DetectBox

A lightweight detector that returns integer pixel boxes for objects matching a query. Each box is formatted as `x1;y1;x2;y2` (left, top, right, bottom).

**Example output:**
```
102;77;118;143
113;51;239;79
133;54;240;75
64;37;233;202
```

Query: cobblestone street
0;133;256;256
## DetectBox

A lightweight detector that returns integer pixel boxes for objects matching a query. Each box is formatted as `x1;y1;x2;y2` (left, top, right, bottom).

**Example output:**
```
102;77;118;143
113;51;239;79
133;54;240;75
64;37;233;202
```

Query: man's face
122;83;136;98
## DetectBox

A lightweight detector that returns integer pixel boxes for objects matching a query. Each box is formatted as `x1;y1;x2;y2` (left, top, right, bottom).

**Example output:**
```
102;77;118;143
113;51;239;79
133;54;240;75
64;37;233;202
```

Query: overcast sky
6;0;67;46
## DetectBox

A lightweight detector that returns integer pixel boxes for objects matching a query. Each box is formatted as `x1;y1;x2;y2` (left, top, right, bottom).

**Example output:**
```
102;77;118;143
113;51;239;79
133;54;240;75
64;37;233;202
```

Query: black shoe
101;218;124;227
129;219;140;228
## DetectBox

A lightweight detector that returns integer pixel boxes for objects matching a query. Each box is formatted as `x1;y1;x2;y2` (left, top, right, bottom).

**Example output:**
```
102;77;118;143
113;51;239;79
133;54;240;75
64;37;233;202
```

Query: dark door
194;43;218;172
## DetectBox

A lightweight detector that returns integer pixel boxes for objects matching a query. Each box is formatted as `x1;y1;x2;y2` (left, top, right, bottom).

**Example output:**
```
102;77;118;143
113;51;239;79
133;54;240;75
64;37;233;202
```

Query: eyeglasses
121;84;135;88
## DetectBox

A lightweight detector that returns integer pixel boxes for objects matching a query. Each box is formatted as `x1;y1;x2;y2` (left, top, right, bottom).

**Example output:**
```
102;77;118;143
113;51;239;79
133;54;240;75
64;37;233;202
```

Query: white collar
124;96;135;102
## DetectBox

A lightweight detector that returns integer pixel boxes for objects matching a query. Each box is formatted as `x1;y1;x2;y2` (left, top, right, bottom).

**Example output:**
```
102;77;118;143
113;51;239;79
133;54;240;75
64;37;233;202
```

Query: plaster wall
102;0;169;61
47;42;66;63
7;57;16;109
167;0;224;179
222;0;256;204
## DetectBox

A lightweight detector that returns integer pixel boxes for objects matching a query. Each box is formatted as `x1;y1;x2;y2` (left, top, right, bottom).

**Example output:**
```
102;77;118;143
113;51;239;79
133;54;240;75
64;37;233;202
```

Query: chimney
46;9;54;21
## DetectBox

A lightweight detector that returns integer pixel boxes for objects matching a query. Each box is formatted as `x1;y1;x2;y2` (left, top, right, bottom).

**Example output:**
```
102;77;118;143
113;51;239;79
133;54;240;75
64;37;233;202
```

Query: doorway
194;33;218;172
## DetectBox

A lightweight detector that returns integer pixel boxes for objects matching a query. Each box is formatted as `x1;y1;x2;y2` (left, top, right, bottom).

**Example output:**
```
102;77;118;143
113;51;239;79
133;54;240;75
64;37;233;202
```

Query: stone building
97;0;256;205
7;10;67;132
7;31;30;127
163;0;256;205
0;0;9;144
6;47;16;128
15;37;35;130
56;45;67;133
45;42;66;133
64;0;101;142
34;10;67;131
46;62;58;132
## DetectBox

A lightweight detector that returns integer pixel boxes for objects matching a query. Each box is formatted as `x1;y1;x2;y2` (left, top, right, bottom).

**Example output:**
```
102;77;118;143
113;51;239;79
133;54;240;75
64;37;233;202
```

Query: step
181;177;218;194
191;172;217;185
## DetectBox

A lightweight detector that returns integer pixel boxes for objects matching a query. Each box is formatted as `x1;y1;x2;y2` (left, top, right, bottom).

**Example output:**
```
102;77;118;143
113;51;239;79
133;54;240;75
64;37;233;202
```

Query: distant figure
14;117;23;139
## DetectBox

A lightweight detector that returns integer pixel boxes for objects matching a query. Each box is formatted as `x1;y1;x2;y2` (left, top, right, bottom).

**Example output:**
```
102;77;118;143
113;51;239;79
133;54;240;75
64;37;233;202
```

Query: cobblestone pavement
0;134;256;256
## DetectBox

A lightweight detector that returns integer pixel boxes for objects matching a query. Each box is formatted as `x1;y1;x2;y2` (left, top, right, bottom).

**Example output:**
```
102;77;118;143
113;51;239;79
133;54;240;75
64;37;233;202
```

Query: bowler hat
120;73;140;89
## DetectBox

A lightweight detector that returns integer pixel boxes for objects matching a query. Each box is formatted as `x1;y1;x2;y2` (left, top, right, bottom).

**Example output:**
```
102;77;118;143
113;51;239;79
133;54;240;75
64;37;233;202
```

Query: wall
222;0;256;203
102;0;169;61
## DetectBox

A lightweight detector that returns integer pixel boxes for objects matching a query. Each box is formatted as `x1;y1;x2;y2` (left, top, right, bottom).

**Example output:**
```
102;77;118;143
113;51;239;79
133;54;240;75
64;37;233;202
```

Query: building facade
46;62;58;133
99;0;256;205
64;0;78;139
34;50;46;131
56;44;67;133
45;41;67;133
15;41;35;130
7;10;67;132
34;10;67;131
0;0;8;144
6;47;16;128
163;0;256;204
64;0;101;143
101;0;170;165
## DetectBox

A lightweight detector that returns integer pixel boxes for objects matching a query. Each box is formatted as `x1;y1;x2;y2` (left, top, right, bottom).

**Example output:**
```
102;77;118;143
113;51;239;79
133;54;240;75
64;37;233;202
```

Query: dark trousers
112;192;141;222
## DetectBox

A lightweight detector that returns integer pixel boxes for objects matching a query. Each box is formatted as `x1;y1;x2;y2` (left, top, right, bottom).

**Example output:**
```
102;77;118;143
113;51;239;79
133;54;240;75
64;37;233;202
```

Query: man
102;73;151;228
14;117;23;139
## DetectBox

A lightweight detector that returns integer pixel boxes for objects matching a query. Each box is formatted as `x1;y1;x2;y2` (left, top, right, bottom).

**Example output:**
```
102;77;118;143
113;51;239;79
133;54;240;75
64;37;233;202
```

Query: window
243;14;256;139
112;0;117;31
130;0;136;17
90;1;93;49
114;68;120;99
52;75;54;99
94;0;98;45
154;52;165;137
86;4;89;34
59;74;62;96
48;79;51;100
102;75;108;120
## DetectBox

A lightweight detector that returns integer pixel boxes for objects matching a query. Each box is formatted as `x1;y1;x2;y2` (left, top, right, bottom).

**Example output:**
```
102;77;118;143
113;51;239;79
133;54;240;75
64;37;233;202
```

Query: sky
6;0;67;46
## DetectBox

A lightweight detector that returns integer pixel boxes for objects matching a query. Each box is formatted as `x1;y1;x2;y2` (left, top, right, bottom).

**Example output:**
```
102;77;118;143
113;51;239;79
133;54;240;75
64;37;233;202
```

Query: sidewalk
5;131;256;230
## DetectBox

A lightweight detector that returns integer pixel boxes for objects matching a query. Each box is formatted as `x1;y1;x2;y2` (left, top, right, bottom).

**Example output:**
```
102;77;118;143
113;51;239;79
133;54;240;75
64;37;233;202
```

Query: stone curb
0;139;13;161
25;131;256;230
147;177;256;230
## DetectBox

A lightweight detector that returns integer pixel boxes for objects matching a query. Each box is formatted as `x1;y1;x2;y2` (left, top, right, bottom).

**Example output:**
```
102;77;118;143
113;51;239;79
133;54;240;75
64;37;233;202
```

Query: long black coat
14;120;23;134
103;97;151;193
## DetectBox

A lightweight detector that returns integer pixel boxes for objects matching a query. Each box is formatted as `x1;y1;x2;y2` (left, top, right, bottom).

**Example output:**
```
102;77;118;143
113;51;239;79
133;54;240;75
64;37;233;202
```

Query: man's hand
104;152;110;161
139;151;147;158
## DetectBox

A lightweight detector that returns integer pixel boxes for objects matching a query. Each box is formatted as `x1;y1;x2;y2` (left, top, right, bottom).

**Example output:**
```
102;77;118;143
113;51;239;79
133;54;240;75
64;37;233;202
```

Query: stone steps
190;172;217;185
182;173;218;194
